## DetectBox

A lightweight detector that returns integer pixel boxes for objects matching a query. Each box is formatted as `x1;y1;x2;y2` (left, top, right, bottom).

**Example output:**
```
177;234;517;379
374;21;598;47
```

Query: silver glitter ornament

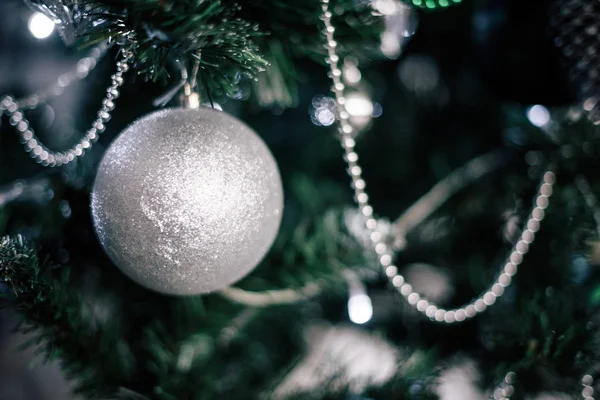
91;108;283;295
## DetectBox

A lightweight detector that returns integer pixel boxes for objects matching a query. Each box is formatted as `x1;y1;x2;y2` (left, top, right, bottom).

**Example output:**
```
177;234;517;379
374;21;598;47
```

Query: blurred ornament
272;324;400;398
91;107;283;295
24;0;114;45
550;0;600;124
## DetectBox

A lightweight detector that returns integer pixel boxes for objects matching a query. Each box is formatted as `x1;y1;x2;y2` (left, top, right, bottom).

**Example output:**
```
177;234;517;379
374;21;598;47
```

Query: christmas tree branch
392;149;510;239
0;235;127;398
0;235;50;301
70;0;381;103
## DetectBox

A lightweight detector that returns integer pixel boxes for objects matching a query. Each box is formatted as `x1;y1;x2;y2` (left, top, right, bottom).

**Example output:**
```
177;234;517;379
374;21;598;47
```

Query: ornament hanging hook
183;56;201;109
152;57;201;108
152;59;188;107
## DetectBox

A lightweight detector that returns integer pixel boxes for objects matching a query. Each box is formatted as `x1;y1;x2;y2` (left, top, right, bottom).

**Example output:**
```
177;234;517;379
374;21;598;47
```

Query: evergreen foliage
77;0;381;104
2;0;600;398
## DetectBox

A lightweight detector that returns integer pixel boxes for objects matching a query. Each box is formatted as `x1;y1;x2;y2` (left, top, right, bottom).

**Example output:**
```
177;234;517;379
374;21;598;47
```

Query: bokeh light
343;57;362;86
346;94;374;118
398;55;440;96
377;0;418;59
310;95;337;126
28;12;55;40
348;293;373;324
526;105;550;128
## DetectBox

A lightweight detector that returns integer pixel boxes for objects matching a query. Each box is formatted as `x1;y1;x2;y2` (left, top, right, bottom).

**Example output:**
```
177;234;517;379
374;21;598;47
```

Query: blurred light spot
381;31;403;59
29;12;55;39
572;254;590;284
40;105;56;129
59;200;72;219
372;102;383;118
373;0;399;15
310;95;337;126
526;105;550;128
348;293;373;324
398;55;440;95
525;150;543;166
346;94;374;118
404;263;453;303
343;58;362;85
377;1;418;59
502;210;520;243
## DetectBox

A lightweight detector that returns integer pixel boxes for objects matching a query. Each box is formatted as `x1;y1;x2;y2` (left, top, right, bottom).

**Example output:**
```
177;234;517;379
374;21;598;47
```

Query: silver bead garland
0;43;133;167
491;371;516;400
583;374;596;400
319;0;555;323
490;372;596;399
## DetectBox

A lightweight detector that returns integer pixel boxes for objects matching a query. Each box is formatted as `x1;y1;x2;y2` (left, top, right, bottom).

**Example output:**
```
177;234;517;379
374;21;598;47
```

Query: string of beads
491;371;595;399
0;44;133;167
319;0;555;323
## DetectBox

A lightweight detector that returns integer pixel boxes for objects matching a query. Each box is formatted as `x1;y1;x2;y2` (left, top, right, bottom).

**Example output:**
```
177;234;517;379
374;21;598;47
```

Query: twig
219;283;322;307
392;150;508;238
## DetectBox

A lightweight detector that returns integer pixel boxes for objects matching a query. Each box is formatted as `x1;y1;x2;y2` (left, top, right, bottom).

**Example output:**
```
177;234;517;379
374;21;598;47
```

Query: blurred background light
526;104;550;128
343;57;362;86
28;12;55;40
346;94;374;118
310;95;337;126
373;0;399;15
398;55;440;96
377;0;418;59
348;293;373;324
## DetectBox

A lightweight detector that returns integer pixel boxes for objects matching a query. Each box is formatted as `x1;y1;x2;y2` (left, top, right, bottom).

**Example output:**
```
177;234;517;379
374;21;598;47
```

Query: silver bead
116;61;130;72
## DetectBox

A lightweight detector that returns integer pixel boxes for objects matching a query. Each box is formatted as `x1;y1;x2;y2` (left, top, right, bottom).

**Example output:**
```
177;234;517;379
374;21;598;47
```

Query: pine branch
69;0;381;102
0;235;127;398
0;235;52;309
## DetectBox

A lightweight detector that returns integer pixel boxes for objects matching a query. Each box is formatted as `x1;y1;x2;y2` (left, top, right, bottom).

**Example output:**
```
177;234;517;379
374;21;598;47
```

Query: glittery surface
91;108;283;295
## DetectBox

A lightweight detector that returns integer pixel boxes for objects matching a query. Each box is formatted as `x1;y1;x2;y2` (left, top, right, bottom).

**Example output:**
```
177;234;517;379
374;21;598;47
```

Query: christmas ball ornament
91;107;283;295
